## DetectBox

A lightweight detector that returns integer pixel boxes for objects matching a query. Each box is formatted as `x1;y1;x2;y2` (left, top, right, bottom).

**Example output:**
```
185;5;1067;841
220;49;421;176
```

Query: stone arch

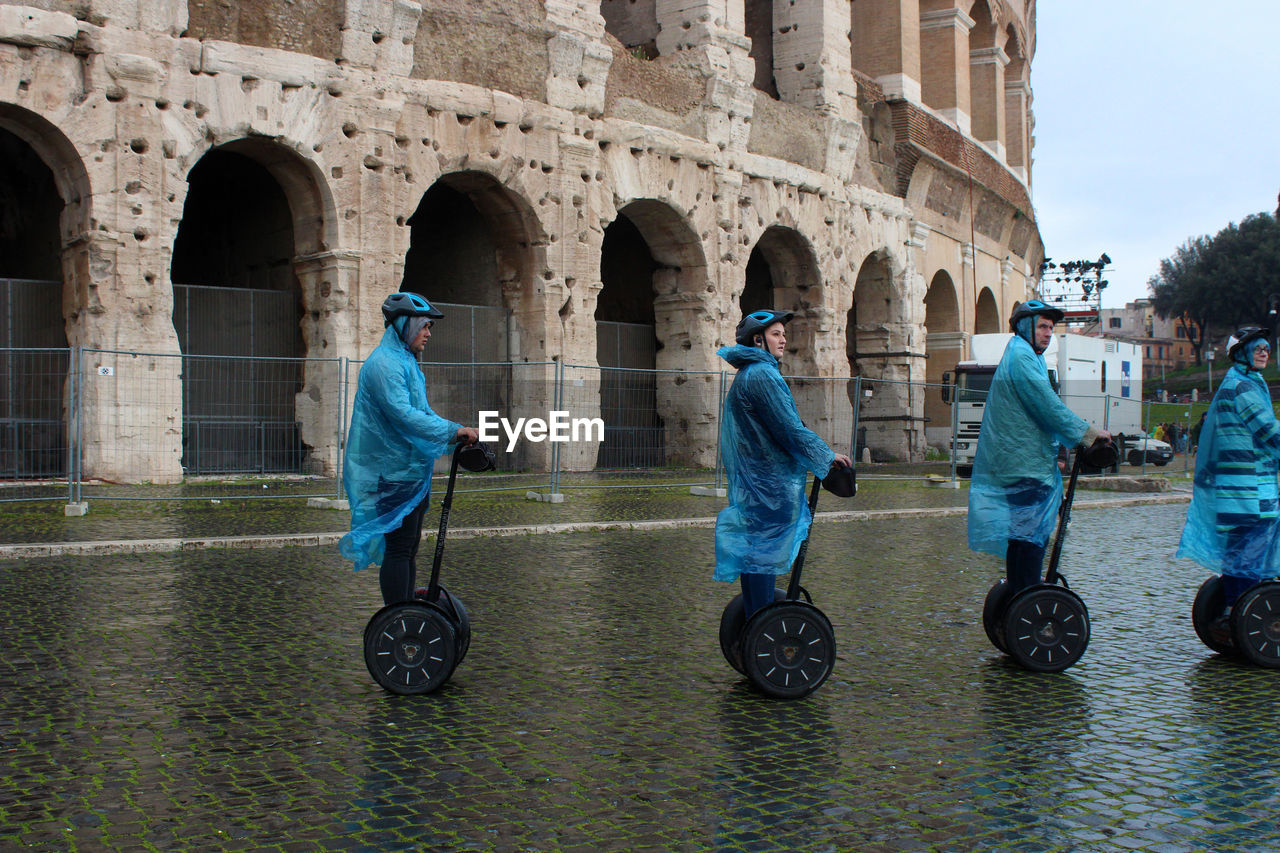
744;225;822;374
169;139;334;474
924;269;964;449
401;168;544;468
975;286;1001;333
0;108;85;478
968;0;1008;155
847;250;917;461
596;198;710;467
1003;22;1029;176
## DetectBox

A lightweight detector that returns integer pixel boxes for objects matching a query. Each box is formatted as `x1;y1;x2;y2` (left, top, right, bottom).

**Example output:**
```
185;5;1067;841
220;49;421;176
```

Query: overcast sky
1030;1;1280;310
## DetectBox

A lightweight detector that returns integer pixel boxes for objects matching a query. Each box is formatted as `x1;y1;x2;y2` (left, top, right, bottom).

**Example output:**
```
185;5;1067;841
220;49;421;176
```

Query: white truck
942;333;1148;474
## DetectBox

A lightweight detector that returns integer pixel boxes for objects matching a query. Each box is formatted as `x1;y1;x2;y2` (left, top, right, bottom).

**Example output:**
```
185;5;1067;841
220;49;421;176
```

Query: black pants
1005;539;1046;595
380;497;430;605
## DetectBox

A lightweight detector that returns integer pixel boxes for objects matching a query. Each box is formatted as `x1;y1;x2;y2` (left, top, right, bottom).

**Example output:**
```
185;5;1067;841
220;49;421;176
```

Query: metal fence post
550;359;563;496
336;357;348;498
949;378;959;482
69;346;80;505
850;376;863;465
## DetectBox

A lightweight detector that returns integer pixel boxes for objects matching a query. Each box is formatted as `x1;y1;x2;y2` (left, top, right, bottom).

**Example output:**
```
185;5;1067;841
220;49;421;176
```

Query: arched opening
975;287;1001;334
600;0;659;59
924;270;963;450
746;225;835;440
0;126;69;478
745;225;822;368
968;0;1004;151
597;213;660;467
846;253;896;460
402;170;537;467
171;145;307;475
1003;25;1029;175
597;199;709;467
744;0;779;98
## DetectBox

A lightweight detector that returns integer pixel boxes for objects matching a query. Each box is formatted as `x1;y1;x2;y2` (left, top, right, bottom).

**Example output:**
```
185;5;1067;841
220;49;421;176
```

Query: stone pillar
1004;73;1029;182
919;2;974;133
341;0;422;75
969;44;1008;159
851;0;922;102
655;0;755;150
545;0;613;116
772;0;857;118
295;250;361;477
84;0;188;36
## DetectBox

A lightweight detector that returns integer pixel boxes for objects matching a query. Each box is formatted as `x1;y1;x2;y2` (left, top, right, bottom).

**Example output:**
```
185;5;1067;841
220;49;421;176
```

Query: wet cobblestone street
4;502;1279;851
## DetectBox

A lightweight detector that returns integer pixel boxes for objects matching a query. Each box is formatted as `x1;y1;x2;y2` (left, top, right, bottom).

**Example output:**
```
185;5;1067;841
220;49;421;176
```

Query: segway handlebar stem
785;476;825;600
424;441;490;603
1044;440;1109;585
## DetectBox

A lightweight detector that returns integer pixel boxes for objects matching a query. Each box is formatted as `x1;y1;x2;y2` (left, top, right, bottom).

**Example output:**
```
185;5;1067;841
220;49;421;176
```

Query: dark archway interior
597;214;657;326
744;0;779;98
403;182;501;308
172;149;297;293
740;246;774;315
597;212;661;466
0;128;67;477
0;128;62;282
170;147;304;473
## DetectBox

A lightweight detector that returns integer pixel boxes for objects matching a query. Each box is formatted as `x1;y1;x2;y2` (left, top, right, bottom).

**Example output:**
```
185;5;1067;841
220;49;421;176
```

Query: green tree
1149;211;1280;359
1149;236;1211;365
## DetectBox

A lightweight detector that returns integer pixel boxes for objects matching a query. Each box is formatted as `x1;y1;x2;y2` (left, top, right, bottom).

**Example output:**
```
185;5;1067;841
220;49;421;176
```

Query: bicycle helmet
735;309;794;347
381;292;444;327
1227;326;1270;363
1008;299;1064;332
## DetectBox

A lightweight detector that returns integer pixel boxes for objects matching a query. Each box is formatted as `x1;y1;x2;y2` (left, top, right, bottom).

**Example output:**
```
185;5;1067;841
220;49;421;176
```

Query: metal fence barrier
2;346;1228;508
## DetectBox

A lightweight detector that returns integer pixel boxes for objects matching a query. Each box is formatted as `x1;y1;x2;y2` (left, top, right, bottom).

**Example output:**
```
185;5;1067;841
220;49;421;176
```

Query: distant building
1092;299;1196;376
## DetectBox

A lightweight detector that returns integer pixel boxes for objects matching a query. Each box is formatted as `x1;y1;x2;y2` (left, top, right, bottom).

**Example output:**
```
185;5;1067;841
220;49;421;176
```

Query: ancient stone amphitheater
0;0;1041;482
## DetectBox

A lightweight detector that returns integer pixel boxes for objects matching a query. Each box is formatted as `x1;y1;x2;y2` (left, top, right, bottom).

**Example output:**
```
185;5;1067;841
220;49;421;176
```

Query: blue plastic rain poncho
1177;345;1280;579
714;345;836;582
339;326;463;571
968;332;1091;555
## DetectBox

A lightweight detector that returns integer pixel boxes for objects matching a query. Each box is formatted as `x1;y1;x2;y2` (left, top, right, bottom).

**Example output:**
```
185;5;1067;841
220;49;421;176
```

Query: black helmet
1008;299;1064;332
1227;326;1270;361
382;292;444;327
735;309;794;346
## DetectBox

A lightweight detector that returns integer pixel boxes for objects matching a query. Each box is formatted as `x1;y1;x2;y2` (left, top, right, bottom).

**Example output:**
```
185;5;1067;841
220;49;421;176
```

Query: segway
981;440;1115;672
1192;575;1280;667
718;461;856;699
363;441;495;695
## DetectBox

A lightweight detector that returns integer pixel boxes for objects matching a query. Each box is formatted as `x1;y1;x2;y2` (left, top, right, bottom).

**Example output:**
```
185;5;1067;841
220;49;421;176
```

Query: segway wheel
982;579;1012;653
420;586;472;665
1231;581;1280;669
1001;586;1090;673
741;602;836;699
364;603;458;695
718;589;785;674
1191;575;1234;655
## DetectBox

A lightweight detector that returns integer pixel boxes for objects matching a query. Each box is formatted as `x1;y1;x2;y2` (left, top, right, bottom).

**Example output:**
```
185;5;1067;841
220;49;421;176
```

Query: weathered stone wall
0;0;1044;479
185;0;342;60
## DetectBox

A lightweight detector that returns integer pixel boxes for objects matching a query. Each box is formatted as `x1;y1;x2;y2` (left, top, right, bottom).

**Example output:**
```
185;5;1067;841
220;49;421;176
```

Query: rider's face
1033;316;1054;353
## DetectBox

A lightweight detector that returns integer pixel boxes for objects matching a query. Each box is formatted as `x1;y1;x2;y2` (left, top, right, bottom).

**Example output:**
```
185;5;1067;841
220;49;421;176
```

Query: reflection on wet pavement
3;503;1275;850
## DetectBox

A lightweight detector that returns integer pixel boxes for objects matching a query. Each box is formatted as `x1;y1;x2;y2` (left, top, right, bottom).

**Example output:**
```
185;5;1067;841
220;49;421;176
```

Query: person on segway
968;300;1111;595
1178;326;1280;642
714;310;851;619
339;292;479;604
